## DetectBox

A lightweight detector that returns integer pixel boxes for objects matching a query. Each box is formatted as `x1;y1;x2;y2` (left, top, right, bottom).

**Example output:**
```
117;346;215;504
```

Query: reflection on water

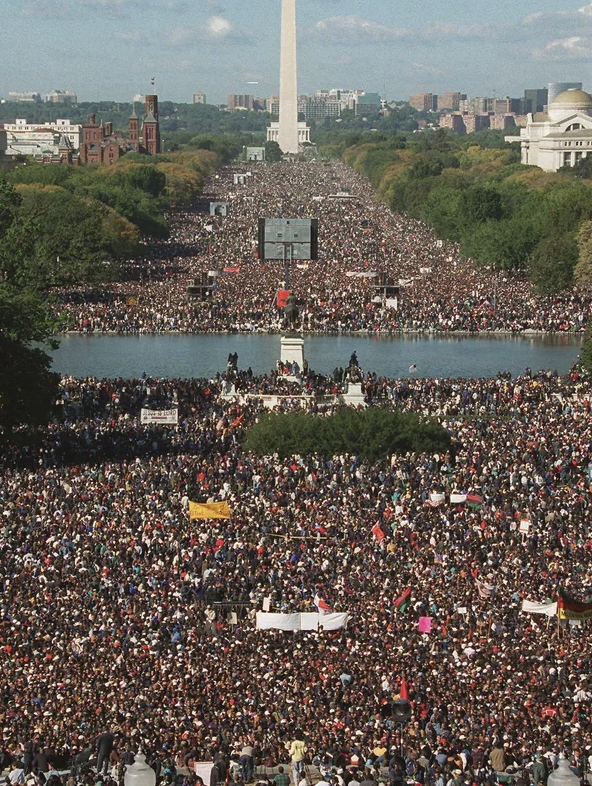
50;333;583;380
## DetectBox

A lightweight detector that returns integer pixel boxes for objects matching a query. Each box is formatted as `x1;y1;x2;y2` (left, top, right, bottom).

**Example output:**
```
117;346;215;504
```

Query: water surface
50;333;582;380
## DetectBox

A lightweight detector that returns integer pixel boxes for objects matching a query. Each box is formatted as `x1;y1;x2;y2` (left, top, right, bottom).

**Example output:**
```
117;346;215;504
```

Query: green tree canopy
0;178;61;438
264;141;283;162
243;407;452;462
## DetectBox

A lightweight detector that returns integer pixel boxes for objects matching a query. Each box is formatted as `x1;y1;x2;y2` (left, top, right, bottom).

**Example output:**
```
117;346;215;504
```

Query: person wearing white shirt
9;765;26;786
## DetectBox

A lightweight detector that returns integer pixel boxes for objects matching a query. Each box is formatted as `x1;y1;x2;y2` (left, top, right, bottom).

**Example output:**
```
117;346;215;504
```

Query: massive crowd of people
4;160;592;786
1;359;592;786
53;163;591;335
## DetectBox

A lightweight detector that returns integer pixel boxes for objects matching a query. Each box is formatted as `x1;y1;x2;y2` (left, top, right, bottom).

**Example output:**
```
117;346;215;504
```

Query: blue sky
1;0;591;104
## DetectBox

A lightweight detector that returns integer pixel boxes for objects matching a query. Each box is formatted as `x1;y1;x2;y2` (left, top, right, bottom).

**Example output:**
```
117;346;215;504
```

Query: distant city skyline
1;0;590;104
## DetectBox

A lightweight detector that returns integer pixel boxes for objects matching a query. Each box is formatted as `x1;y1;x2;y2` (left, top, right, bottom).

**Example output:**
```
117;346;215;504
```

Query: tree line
334;128;592;294
0;149;217;438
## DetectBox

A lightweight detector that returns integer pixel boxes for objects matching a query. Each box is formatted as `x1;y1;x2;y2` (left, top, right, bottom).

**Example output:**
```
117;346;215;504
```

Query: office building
2;118;81;157
489;114;517;131
409;93;437;111
437;92;463;111
300;97;341;122
548;82;582;105
355;92;382;116
228;94;254;111
439;113;466;133
8;92;41;103
492;97;522;115
44;90;77;104
463;114;490;133
523;88;548;114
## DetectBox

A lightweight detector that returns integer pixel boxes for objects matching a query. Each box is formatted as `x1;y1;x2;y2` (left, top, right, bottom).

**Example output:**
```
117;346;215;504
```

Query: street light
548;755;580;786
124;751;156;786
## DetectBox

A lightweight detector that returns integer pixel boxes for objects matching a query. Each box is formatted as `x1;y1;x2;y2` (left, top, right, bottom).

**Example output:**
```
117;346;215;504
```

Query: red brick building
79;96;161;165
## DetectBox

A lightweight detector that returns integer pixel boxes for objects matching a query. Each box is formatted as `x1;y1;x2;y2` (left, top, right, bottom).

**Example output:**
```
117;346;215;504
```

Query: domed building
506;87;592;171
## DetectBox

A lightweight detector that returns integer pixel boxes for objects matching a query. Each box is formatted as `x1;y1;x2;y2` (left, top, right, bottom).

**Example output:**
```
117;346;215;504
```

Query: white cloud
535;35;592;60
419;21;494;40
206;15;232;37
411;61;444;77
522;3;592;59
311;15;412;43
522;2;592;33
310;15;498;45
164;15;245;47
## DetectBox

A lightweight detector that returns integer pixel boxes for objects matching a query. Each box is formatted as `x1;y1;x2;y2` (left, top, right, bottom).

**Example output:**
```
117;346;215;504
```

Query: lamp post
124;751;156;786
548;755;580;786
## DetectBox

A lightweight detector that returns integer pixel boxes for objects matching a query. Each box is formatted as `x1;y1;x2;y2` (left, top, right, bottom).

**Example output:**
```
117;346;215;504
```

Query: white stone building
506;88;592;172
2;118;81;157
266;122;310;147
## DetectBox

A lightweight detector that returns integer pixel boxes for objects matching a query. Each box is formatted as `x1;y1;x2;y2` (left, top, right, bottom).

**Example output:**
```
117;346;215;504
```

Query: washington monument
278;0;299;154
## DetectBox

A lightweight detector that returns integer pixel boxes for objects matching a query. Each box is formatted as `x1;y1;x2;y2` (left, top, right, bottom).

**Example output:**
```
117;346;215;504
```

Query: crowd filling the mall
3;163;592;786
53;163;589;335
2;359;592;786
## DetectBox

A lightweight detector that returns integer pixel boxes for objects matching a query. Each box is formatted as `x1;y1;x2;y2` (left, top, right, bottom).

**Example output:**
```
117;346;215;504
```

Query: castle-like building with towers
79;94;161;165
506;87;592;172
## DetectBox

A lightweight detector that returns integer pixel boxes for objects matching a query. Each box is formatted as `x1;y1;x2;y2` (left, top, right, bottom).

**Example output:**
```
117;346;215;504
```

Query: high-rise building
355;93;382;116
8;91;41;103
315;88;365;112
439;113;466;133
464;114;490;133
268;96;280;116
409;93;437;112
548;82;582;105
192;93;206;105
44;90;77;104
492;97;522;115
299;97;341;122
523;88;548;114
228;94;254;110
489;114;517;131
437;92;463;111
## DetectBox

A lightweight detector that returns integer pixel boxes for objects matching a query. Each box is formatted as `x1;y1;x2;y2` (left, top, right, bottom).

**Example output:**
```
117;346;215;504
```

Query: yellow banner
189;501;230;520
558;607;592;621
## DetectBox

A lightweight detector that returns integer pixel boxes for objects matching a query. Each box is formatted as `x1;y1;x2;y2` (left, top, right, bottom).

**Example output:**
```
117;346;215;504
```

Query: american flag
476;578;496;599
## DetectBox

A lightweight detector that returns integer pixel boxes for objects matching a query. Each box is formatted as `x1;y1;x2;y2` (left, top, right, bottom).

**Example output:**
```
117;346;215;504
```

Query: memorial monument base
342;382;366;408
280;335;305;374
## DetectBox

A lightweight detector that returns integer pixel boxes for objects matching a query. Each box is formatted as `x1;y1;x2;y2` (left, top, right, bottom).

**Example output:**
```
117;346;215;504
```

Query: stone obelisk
278;0;299;155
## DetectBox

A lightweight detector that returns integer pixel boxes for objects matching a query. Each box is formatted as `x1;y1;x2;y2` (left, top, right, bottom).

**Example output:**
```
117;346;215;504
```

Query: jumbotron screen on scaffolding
258;218;319;261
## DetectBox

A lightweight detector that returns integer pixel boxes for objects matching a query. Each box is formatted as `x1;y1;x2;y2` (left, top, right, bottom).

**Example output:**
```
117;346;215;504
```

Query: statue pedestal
221;381;236;400
280;335;305;372
342;382;366;407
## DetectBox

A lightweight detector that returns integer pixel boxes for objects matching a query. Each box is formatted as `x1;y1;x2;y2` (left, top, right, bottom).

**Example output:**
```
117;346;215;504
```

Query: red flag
277;289;290;308
230;414;244;429
314;594;332;612
399;677;409;701
394;587;411;610
372;523;385;542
